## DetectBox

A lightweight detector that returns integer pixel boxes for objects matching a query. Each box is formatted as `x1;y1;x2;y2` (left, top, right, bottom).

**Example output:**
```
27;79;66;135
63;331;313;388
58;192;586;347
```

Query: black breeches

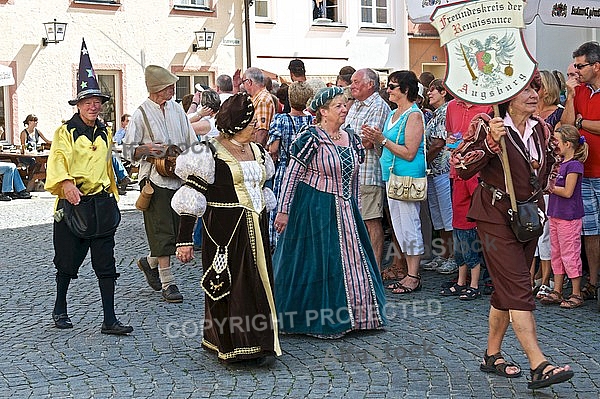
53;219;119;280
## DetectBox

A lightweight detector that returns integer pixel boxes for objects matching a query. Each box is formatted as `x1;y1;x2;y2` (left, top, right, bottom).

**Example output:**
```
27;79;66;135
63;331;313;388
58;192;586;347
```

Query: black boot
98;278;133;335
53;275;73;329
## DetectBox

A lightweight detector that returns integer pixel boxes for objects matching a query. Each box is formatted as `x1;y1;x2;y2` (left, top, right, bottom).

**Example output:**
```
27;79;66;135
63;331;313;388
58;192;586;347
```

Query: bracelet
575;117;583;129
381;138;388;147
191;102;199;106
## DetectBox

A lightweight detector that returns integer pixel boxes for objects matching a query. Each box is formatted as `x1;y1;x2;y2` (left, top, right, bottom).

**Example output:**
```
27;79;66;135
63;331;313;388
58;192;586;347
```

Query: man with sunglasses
562;41;600;301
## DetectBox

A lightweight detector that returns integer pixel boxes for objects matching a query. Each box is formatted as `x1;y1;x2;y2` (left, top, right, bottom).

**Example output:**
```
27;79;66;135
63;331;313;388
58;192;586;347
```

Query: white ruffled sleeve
171;142;215;217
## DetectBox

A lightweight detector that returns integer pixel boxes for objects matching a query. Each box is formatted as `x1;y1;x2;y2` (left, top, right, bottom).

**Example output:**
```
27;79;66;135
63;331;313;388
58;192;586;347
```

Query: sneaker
101;320;133;335
137;257;162;291
422;256;446;271
437;258;458;274
162;284;183;303
0;193;12;201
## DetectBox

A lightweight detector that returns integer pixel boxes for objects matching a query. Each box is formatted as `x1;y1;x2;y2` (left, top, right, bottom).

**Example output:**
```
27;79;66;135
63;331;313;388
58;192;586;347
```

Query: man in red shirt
562;41;600;300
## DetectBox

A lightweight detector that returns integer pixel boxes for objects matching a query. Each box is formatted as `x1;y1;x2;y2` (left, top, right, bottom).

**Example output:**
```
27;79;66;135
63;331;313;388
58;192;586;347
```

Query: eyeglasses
574;62;593;70
242;78;252;85
387;82;400;90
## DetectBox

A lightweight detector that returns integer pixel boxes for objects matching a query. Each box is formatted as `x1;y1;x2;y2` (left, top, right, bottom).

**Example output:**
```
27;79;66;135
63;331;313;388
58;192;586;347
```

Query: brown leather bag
147;144;182;179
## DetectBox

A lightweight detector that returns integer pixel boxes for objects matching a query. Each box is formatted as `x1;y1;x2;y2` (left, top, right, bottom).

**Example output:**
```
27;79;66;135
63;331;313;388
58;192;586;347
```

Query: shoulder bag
138;106;182;179
500;126;544;243
387;110;427;202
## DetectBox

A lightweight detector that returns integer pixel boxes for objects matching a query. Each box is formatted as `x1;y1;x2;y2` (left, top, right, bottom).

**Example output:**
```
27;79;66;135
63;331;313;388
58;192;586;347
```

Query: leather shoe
52;312;73;329
10;190;32;199
101;320;133;335
162;284;183;303
137;257;161;291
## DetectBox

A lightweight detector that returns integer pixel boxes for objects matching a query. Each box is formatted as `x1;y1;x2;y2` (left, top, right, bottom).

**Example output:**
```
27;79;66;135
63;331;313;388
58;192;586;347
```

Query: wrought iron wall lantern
193;28;215;52
42;19;68;46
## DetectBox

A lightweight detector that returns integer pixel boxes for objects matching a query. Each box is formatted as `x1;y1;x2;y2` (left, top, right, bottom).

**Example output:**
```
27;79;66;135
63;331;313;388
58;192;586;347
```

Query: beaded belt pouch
200;211;244;301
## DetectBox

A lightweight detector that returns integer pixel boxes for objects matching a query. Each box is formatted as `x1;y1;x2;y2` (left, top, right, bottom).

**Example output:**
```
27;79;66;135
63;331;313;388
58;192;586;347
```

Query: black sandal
391;274;422;294
459;287;481;301
440;283;466;296
480;352;522;378
527;361;574;389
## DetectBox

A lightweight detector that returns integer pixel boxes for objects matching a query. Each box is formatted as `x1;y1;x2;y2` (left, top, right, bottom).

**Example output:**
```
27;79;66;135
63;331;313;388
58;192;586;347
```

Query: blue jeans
0;162;26;193
112;155;128;183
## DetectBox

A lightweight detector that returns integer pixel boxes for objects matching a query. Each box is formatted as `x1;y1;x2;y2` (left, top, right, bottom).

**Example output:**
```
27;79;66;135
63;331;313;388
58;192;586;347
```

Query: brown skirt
476;220;537;311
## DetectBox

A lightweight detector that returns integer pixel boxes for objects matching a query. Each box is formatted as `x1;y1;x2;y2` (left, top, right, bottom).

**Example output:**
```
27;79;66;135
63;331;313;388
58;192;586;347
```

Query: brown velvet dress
452;113;559;311
198;141;281;362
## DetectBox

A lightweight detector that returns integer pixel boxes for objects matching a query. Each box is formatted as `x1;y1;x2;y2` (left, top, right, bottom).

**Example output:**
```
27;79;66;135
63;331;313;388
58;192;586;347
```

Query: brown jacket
451;114;559;225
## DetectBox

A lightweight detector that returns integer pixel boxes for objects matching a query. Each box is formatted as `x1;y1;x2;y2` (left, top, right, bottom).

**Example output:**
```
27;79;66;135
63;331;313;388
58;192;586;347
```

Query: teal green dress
273;126;387;337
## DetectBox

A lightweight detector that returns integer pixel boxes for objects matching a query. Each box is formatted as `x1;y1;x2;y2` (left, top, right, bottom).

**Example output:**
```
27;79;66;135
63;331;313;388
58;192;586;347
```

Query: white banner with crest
430;0;537;105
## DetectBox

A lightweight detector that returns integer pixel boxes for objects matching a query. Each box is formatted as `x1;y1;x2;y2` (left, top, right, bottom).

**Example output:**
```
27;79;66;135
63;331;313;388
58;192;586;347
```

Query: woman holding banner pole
451;76;574;390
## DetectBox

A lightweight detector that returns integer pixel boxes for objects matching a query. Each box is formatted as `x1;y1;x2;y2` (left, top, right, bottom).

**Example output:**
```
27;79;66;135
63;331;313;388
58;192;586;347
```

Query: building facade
0;0;243;143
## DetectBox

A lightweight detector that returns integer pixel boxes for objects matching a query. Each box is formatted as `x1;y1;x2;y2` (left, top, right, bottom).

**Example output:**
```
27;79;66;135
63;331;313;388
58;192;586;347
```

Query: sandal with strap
382;266;406;282
527;361;574;389
560;294;584;309
440;283;466;296
459;287;481;301
480;351;522;378
539;290;563;305
581;282;597;300
391;274;422;294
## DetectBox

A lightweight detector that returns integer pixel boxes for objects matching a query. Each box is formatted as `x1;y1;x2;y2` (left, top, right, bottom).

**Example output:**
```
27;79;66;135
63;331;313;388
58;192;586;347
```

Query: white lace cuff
263;187;277;211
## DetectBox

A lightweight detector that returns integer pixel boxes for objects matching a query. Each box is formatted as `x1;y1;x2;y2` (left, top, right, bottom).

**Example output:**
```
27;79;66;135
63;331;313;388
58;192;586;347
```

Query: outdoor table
0;150;49;191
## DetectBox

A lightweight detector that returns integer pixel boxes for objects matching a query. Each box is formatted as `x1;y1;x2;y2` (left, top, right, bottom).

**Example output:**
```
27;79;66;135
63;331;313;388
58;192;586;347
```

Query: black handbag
63;194;121;239
508;200;544;243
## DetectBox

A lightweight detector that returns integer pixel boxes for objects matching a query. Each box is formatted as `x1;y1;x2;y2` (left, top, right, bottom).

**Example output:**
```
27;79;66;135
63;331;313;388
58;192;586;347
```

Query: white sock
147;255;159;269
158;266;175;290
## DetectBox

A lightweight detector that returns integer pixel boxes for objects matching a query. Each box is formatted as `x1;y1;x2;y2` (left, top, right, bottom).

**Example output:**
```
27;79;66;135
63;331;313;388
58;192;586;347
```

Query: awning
525;0;600;27
407;0;600;28
0;64;15;87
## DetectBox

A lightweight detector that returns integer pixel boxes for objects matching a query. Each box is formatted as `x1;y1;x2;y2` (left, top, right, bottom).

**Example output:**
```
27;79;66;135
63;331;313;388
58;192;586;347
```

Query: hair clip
579;136;586;145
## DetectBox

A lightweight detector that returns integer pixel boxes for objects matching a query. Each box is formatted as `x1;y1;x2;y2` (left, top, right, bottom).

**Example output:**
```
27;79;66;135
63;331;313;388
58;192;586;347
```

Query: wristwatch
575;117;583;129
381;138;388;147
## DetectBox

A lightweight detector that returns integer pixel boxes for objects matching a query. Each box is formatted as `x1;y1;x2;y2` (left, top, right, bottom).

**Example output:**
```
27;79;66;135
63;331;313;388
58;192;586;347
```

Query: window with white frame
173;0;209;8
175;74;210;102
97;73;120;130
313;0;343;23
360;0;390;27
255;0;273;21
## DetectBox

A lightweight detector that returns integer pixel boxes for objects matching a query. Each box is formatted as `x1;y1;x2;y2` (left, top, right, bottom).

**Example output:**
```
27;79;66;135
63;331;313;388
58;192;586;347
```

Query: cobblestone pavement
1;190;599;399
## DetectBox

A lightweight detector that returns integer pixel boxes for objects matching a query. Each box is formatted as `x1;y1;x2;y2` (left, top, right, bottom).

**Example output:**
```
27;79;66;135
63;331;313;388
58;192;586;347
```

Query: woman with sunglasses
451;74;574;389
363;70;426;295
